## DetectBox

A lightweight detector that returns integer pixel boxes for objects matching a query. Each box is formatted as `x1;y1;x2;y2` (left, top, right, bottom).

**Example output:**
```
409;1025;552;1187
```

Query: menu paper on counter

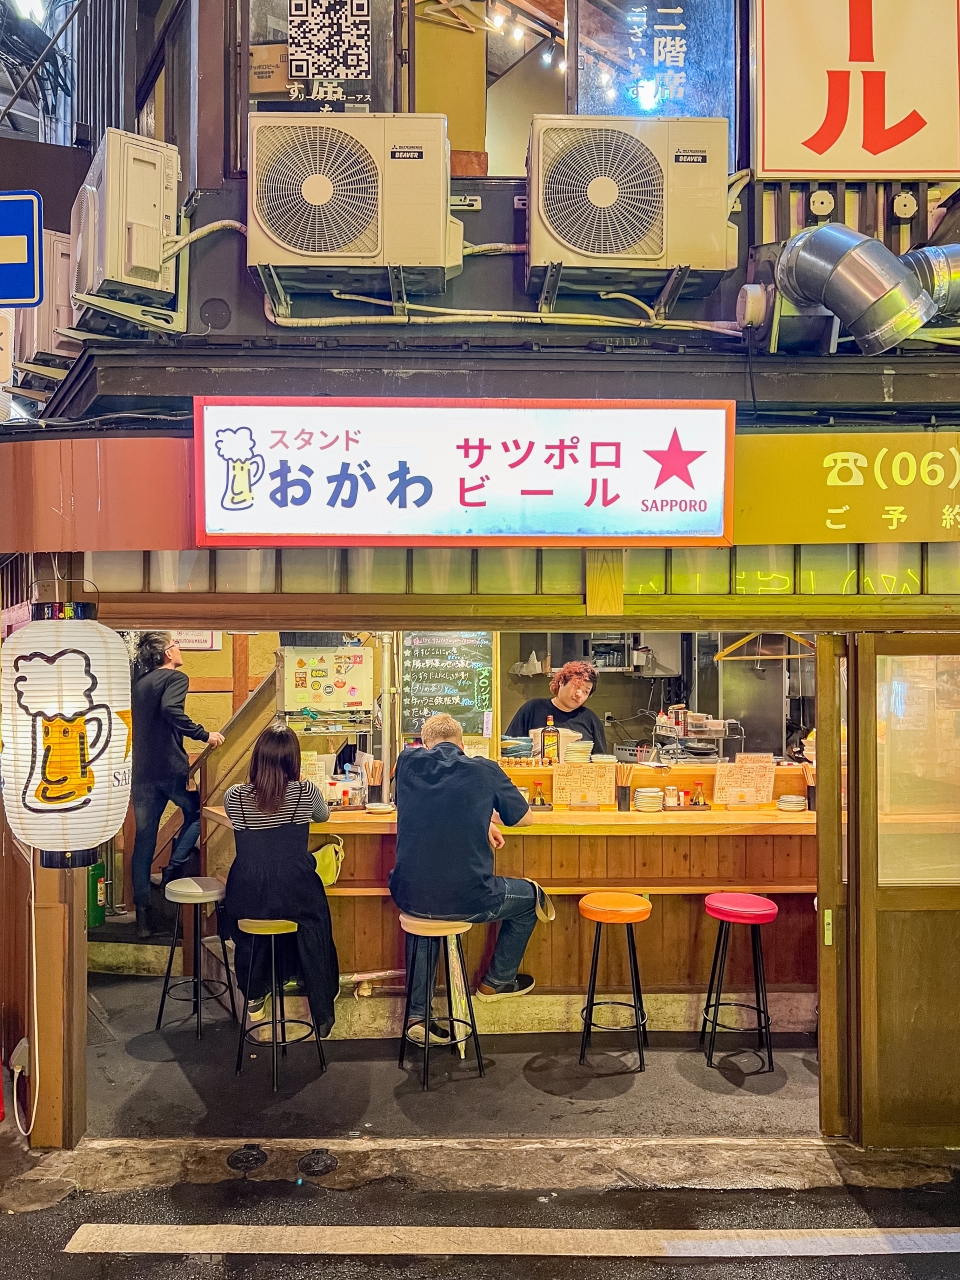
713;761;777;805
553;763;617;808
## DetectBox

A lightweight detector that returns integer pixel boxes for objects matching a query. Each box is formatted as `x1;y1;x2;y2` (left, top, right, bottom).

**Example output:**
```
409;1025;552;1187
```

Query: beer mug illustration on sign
216;425;265;511
13;650;112;812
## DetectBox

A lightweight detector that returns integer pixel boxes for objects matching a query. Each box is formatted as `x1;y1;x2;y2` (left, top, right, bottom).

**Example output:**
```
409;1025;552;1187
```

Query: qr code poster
288;0;372;81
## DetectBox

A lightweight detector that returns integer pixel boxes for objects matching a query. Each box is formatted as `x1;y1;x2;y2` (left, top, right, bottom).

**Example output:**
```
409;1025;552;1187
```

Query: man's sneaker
475;974;536;1002
405;1019;452;1046
247;994;271;1023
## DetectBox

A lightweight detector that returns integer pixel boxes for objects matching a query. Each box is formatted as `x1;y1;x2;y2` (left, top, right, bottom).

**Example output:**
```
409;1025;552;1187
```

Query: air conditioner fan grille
541;128;663;257
254;125;379;255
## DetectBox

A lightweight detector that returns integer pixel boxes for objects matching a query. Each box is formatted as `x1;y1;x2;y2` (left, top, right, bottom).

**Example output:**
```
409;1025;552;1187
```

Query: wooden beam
231;633;250;713
585;549;624;617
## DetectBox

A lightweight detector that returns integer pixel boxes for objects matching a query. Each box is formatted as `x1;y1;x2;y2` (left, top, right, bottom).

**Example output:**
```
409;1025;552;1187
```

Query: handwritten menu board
713;761;777;805
401;631;494;737
553;762;617;808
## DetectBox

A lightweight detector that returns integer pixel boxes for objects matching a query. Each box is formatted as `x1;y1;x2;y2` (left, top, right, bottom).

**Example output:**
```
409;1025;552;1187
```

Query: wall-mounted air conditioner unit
70;128;179;315
15;230;81;363
526;115;733;297
247;112;463;298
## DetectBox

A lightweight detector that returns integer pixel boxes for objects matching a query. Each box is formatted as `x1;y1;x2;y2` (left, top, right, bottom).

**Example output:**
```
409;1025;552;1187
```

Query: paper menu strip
553;762;617;807
713;761;776;804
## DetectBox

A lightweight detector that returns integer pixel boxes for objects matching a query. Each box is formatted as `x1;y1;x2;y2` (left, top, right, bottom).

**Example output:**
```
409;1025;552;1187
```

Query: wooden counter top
204;804;815;837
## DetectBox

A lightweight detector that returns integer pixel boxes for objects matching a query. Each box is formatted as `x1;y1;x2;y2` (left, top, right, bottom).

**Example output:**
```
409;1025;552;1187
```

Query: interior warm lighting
558;59;566;71
600;72;610;85
492;11;504;27
512;24;524;39
541;45;554;64
605;88;615;100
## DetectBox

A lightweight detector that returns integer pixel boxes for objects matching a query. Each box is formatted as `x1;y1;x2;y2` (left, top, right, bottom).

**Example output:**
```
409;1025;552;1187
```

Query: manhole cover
226;1144;268;1173
297;1149;338;1178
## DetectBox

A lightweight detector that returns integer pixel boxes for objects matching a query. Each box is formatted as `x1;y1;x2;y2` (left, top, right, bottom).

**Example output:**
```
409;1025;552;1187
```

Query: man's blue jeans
405;877;538;1021
131;777;201;908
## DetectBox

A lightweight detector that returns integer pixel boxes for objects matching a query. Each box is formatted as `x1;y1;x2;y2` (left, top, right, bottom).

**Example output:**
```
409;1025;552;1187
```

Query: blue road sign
0;190;43;308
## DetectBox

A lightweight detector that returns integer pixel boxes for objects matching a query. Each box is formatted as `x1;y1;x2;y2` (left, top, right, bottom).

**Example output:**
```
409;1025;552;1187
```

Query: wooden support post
585;549;624;618
232;633;250;714
31;861;86;1148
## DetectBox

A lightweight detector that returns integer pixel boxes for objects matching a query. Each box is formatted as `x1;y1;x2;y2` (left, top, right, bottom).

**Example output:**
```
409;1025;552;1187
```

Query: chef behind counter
504;660;608;755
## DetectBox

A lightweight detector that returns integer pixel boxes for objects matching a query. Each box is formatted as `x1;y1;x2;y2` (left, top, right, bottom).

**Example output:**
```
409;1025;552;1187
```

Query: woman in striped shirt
224;722;339;1037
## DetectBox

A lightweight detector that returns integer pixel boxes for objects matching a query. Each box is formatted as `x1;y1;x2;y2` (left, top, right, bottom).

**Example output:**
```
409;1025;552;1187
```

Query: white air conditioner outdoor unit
526;115;733;298
70;128;180;314
247;112;463;298
15;230;81;363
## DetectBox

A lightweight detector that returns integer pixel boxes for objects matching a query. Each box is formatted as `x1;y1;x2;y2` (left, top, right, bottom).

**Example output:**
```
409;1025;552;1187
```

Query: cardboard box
250;44;289;96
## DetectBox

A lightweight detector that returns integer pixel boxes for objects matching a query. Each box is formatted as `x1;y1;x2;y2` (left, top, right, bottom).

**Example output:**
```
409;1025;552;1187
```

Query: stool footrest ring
701;999;771;1037
580;999;648;1034
164;977;231;1004
242;1018;315;1048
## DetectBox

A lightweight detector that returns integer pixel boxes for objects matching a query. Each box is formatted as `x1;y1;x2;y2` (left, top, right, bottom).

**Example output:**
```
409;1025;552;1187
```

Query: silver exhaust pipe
776;223;936;355
902;243;960;317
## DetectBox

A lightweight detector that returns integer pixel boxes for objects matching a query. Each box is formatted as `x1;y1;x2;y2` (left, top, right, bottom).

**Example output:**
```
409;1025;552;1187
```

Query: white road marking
64;1225;960;1257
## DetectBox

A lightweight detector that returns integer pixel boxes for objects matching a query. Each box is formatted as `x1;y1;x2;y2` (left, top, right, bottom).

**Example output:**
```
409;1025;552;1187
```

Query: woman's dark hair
135;630;173;678
549;660;598;697
249;721;301;815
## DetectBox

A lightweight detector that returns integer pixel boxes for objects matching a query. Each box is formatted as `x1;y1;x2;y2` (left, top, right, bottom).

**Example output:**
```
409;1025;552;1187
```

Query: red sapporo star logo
643;429;706;490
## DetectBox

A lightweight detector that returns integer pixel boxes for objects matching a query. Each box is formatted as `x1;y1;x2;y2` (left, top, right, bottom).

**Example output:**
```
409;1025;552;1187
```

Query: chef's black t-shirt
504;698;607;753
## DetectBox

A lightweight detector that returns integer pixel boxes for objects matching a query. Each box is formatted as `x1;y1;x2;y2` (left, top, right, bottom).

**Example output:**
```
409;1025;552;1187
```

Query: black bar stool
578;891;652;1070
700;892;778;1073
156;876;237;1038
234;917;326;1091
398;914;483;1091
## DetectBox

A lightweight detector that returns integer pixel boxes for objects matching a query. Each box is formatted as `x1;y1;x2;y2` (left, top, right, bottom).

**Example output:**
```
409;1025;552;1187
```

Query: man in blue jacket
390;713;535;1045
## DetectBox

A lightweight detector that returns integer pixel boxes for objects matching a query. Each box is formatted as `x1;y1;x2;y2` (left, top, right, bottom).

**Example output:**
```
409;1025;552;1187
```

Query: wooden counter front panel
329;893;816;993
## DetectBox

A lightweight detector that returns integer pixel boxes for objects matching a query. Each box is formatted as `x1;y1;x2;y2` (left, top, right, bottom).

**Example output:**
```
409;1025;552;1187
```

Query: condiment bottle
693;781;706;807
532;781;547;807
341;788;351;809
326;779;339;807
541;715;560;762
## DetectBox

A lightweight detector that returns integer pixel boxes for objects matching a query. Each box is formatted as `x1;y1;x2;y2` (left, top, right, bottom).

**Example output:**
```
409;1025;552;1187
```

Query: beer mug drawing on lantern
13;650;112;812
216;425;266;511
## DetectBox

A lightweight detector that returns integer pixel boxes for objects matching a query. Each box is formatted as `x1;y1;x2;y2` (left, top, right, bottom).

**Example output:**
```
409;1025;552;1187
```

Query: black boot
135;907;152;940
161;846;201;889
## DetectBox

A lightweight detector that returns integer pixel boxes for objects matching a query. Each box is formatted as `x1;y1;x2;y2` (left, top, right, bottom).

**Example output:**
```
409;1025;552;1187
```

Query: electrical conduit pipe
775;223;937;355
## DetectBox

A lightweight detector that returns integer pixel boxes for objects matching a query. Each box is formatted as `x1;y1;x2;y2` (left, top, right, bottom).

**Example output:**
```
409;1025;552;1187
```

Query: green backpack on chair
313;834;345;886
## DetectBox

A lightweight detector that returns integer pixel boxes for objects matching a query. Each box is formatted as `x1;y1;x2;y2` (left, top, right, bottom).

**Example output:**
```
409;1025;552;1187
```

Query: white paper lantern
1;613;132;866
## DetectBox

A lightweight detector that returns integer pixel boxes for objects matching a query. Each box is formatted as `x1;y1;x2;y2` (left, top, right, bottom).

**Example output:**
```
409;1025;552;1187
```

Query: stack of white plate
634;787;663;812
591;754;617;764
777;794;807;812
564;742;593;763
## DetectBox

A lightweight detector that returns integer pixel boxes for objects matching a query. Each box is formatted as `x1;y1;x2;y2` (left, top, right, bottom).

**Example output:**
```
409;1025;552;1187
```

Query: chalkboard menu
401;631;494;737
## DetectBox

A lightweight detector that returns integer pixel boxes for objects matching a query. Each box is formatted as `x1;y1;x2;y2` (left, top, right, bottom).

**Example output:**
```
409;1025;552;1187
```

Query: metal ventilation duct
775;223;936;355
901;243;960;318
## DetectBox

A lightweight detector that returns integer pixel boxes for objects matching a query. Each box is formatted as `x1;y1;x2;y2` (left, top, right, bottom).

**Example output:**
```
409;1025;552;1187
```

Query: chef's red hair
549;660;598;697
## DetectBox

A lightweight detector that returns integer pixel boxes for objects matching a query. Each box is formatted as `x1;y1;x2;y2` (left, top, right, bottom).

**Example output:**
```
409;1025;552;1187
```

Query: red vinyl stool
578;892;652;1071
700;892;778;1073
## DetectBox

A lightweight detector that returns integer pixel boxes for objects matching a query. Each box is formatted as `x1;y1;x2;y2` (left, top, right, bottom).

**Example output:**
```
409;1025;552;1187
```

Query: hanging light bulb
512;23;524;39
492;11;505;27
558;58;567;71
541;44;554;64
600;71;610;85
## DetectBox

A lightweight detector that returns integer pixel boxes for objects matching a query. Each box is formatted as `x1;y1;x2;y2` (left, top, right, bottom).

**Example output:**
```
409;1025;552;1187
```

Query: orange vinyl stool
577;892;653;1070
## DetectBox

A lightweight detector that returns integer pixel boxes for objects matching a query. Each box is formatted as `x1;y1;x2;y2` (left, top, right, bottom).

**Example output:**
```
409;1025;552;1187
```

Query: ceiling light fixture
512;23;524;39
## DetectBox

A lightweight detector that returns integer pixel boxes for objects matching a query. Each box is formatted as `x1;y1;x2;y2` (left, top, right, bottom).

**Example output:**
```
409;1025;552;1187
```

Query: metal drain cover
297;1149;339;1178
226;1144;268;1173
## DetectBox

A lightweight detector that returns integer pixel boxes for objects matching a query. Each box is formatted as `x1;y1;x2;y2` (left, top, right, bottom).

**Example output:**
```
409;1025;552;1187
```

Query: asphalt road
3;1178;960;1280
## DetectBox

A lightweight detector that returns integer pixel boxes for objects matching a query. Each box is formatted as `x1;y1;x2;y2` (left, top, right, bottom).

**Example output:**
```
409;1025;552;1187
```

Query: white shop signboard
755;0;960;178
194;398;734;547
